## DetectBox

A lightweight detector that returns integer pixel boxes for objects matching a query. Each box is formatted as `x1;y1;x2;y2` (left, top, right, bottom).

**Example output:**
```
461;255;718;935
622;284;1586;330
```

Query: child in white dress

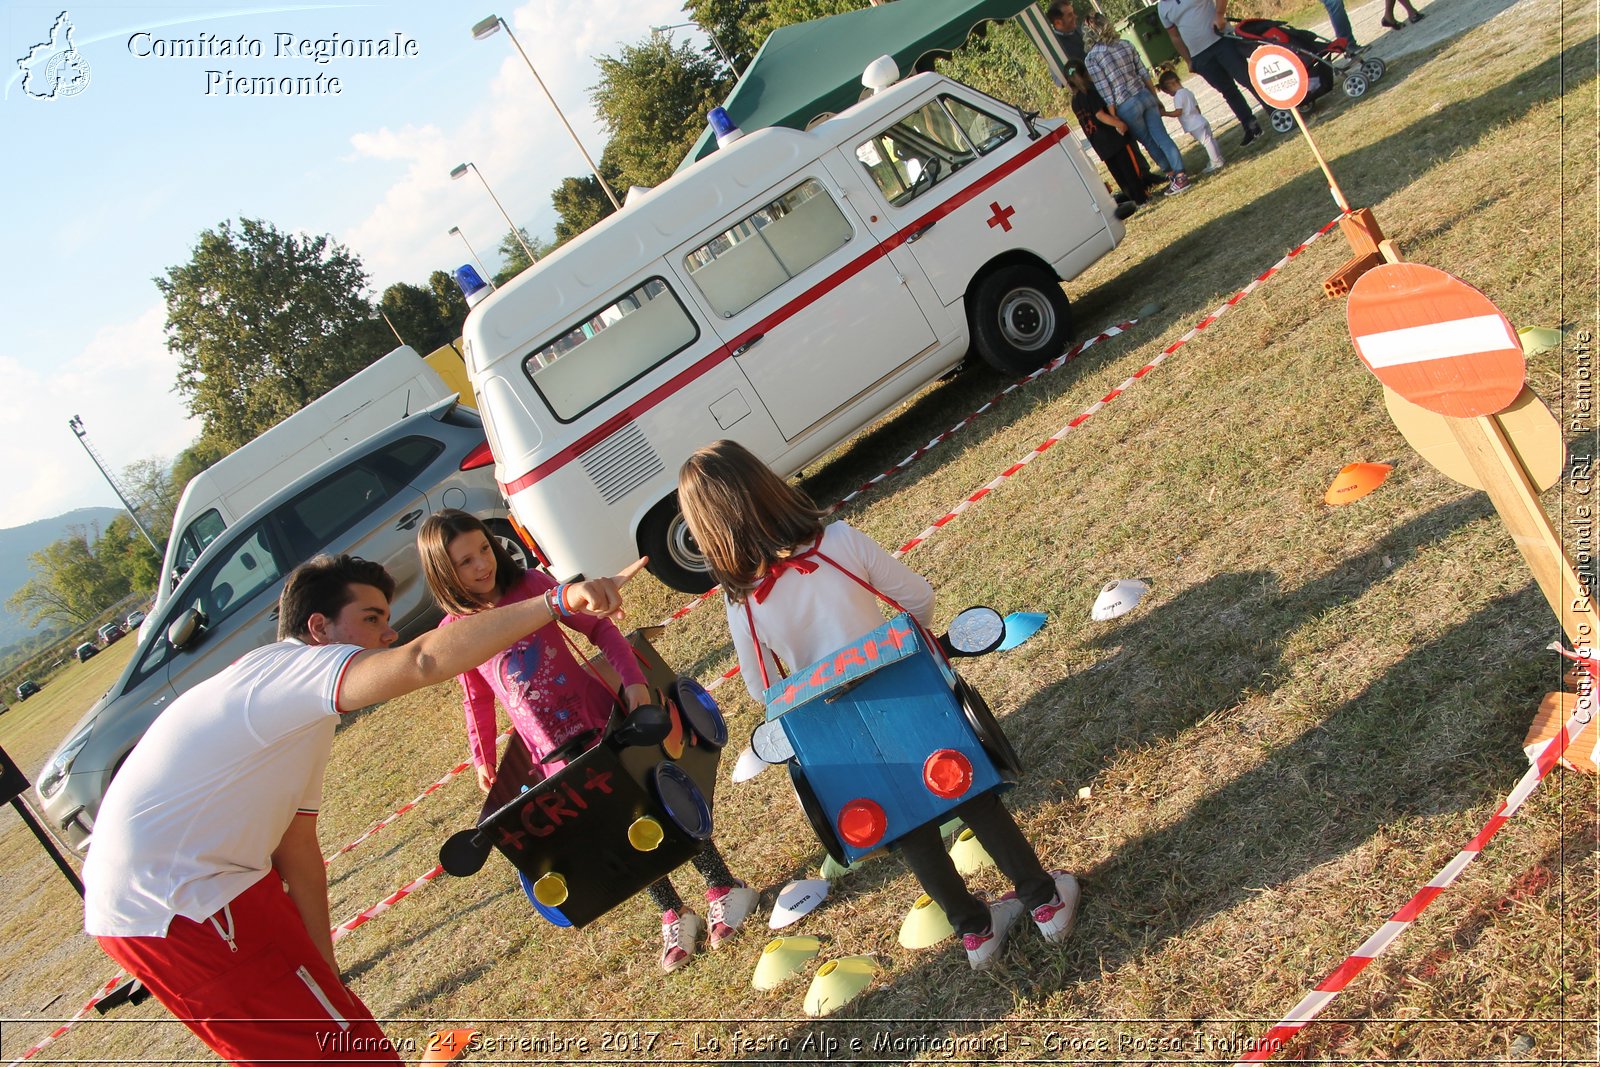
1158;69;1225;174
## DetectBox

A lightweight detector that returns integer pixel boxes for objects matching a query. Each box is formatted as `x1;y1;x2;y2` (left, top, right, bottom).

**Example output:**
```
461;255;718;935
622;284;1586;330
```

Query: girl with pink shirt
418;509;755;971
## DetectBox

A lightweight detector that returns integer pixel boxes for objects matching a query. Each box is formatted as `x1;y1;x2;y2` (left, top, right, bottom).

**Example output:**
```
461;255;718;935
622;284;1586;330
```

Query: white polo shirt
84;640;362;938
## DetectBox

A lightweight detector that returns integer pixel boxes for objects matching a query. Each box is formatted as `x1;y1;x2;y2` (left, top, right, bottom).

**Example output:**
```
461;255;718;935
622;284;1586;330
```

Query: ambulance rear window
856;95;1015;206
523;278;699;422
684;179;853;318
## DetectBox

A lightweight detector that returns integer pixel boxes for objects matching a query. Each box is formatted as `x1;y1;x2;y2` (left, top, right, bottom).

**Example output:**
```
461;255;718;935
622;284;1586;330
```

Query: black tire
956;675;1023;781
637;496;714;594
485;519;535;572
651;761;714;841
968;264;1072;376
789;763;848;867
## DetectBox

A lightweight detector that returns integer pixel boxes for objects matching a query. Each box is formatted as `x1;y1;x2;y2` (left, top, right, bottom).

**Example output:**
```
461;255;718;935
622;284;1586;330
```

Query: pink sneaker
1032;871;1081;943
962;894;1024;971
705;883;757;947
659;909;703;973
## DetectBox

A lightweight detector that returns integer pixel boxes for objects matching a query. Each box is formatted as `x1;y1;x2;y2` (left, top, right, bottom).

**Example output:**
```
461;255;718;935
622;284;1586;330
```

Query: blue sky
1;0;706;528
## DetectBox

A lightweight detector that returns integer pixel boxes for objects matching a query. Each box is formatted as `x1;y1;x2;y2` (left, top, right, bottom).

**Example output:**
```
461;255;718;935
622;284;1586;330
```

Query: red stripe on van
500;123;1077;498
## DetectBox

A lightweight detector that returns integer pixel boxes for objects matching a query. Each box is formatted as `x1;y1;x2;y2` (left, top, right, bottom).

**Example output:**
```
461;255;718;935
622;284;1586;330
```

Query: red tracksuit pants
97;871;400;1065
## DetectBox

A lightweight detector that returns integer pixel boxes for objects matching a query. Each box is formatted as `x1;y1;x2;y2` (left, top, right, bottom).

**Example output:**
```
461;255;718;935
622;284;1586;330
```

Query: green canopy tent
679;0;1063;170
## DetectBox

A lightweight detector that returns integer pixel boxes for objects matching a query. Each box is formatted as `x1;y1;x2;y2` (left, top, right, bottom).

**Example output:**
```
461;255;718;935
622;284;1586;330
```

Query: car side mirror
166;608;206;651
940;606;1006;657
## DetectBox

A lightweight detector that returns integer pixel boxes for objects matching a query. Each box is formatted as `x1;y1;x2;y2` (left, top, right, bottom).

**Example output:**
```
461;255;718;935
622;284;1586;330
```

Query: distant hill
0;507;122;650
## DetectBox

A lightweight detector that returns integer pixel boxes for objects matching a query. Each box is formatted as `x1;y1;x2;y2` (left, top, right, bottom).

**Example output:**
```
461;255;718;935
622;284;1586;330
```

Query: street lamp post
449;162;537;265
649;21;738;76
471;14;622;211
448;225;492;279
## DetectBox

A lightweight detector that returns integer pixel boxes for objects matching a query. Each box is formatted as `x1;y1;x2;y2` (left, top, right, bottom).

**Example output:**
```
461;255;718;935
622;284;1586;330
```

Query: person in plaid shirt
1083;17;1190;195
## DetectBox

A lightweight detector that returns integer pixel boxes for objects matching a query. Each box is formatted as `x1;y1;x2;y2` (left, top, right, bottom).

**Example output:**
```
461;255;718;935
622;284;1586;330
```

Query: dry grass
1;0;1595;1060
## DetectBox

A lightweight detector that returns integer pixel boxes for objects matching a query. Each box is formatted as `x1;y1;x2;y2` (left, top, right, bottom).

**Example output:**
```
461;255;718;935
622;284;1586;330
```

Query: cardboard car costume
438;630;725;928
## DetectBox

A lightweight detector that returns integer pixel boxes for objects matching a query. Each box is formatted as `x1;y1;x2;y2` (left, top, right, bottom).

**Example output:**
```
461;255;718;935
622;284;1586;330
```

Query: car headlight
37;726;94;800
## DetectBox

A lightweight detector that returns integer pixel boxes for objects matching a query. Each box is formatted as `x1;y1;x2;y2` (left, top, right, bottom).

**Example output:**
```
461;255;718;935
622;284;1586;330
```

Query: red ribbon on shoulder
751;544;821;603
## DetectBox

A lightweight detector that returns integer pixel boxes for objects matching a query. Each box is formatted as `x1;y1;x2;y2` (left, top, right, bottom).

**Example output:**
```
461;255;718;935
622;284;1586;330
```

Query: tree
428;270;471;335
157;218;384;449
98;515;162;592
171;437;228;500
6;524;129;628
682;0;762;72
493;228;539;285
592;35;732;189
122;457;179;536
749;0;870;46
378;281;462;355
551;160;622;246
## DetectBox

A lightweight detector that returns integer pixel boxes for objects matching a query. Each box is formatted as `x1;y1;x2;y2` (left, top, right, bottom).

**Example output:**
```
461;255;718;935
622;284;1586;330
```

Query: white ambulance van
464;70;1124;594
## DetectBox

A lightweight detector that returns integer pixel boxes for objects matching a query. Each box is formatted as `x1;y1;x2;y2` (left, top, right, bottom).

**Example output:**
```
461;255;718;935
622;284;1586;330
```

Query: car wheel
637;496;715;595
789;763;848;866
485;519;534;572
956;675;1023;781
969;264;1072;376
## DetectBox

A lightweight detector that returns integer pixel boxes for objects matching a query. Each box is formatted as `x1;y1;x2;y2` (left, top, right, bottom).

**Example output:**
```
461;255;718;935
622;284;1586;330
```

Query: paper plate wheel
803;955;877;1017
751;935;822;990
1323;462;1392;505
769;878;830;929
897;893;955;948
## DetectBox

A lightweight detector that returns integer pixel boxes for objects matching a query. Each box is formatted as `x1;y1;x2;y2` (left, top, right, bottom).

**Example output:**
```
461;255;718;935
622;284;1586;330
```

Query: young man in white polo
84;553;640;1065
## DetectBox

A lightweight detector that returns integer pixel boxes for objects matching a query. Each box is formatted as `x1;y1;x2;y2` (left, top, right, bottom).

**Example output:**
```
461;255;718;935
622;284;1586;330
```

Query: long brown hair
417;509;525;616
677;440;826;603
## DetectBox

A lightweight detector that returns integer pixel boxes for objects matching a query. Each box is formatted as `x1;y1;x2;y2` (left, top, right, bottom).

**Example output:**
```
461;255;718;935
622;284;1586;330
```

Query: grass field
1;0;1594;1060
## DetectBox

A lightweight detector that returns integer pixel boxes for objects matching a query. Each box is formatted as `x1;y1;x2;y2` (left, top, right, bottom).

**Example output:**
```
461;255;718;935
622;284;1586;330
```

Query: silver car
37;397;528;850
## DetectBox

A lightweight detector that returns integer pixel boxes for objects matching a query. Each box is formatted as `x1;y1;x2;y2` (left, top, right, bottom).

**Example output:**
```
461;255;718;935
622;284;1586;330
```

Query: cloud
2;304;202;530
341;0;692;290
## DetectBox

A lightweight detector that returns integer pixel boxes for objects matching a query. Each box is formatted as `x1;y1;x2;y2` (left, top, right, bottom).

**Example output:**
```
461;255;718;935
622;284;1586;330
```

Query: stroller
1221;17;1388;134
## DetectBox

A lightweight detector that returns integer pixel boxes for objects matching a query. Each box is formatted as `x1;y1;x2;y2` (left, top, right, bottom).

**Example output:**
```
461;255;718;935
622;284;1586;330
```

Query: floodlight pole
449;162;538;264
472;14;621;211
650;21;738;76
66;416;161;555
448;225;492;279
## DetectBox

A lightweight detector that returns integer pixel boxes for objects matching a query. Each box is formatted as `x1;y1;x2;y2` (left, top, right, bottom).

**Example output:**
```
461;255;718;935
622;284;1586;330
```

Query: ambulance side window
855;95;1015;205
684;179;852;318
522;278;699;423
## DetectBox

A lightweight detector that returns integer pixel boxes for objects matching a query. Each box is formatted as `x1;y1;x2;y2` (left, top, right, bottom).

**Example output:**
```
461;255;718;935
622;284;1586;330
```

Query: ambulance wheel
638;496;715;594
485;519;534;572
956;675;1023;781
1342;71;1369;98
1360;56;1387;82
969;265;1072;376
1269;109;1296;134
790;763;848;867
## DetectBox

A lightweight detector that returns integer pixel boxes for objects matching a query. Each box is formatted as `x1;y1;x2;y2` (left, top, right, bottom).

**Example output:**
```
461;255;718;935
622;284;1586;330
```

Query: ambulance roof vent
862;55;899;94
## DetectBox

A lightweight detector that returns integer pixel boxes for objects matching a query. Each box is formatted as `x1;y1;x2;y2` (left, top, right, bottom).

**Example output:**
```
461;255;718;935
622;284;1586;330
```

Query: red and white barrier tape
323;729;512;866
331;863;448;944
655;321;1138;628
5;973;126;1065
704;219;1340;693
1235;652;1597;1064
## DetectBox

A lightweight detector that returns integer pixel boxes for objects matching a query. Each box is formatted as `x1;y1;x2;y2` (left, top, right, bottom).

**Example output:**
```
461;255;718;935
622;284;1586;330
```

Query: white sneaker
659;908;704;972
962;894;1025;971
1032;871;1082;944
1201;162;1224;174
706;884;758;946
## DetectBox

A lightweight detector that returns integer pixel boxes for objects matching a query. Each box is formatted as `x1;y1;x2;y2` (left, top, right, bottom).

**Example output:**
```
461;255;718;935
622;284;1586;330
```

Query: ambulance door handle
905;222;937;244
732;334;764;357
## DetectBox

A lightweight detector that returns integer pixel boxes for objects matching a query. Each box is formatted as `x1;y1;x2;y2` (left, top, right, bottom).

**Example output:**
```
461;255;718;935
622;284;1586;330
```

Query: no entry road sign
1347;262;1525;418
1248;44;1309;109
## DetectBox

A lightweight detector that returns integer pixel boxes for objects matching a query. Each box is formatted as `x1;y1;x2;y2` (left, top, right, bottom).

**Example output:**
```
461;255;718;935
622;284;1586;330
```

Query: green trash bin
1120;4;1179;72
